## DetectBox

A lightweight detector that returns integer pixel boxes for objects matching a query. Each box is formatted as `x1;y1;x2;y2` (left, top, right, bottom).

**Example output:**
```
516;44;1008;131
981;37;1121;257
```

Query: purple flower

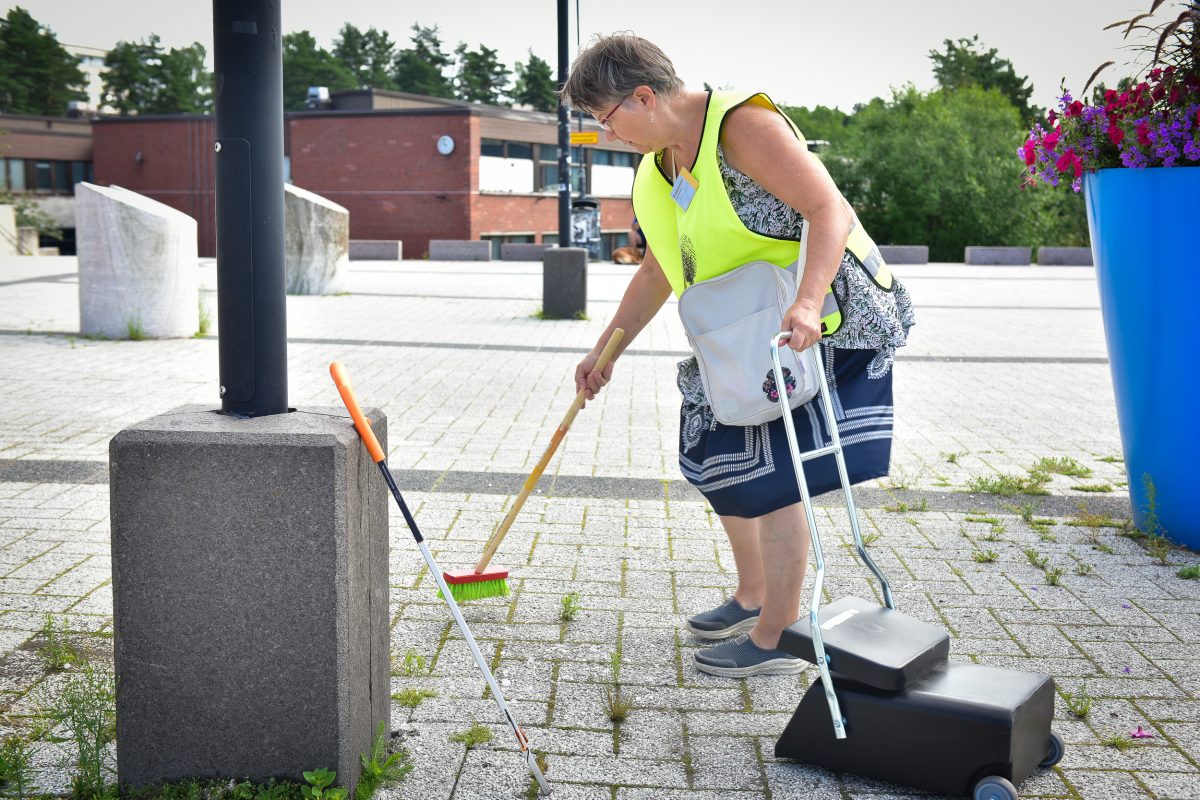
1130;725;1155;739
1184;138;1200;162
1122;665;1133;674
1071;177;1082;193
1122;602;1131;609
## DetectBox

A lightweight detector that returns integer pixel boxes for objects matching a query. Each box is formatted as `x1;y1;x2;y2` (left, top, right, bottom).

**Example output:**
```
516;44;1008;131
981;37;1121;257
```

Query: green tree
929;34;1041;123
392;24;454;98
333;23;397;90
824;84;1085;262
0;7;86;115
511;51;556;111
780;104;850;144
103;36;212;115
282;31;356;111
454;42;511;105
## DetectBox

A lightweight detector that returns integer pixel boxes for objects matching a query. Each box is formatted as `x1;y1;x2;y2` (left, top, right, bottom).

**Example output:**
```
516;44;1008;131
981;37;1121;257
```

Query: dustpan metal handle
770;333;846;740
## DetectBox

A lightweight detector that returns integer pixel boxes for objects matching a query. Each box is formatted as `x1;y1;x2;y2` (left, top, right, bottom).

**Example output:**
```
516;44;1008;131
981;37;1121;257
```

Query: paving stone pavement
0;254;1198;799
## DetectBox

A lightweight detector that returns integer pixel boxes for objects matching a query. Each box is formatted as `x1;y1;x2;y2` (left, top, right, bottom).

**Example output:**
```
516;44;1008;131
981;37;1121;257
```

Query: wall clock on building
436;135;455;156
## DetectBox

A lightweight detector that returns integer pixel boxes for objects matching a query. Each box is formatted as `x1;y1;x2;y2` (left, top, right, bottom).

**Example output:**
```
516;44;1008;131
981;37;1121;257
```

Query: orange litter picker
443;327;625;602
329;362;551;796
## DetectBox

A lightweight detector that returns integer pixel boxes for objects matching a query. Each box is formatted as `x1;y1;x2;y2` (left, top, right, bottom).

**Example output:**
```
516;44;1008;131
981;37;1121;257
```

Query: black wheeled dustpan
766;334;1062;800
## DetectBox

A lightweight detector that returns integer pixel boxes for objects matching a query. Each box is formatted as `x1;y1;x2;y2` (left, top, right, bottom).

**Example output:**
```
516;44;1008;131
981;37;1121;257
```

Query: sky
14;0;1164;113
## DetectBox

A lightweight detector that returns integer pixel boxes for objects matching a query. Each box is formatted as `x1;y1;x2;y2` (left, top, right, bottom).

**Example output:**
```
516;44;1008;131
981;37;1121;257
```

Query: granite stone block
429;240;490;261
109;405;389;791
75;183;199;337
285;184;349;294
965;246;1032;265
349;240;401;261
1037;246;1093;266
542;247;587;319
500;243;552;261
878;245;929;264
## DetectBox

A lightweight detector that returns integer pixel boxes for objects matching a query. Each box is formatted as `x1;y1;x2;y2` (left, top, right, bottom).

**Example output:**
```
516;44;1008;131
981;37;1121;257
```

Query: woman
563;34;914;678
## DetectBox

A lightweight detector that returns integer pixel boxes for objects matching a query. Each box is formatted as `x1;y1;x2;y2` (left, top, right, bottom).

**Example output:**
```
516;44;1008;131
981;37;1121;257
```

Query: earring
650;113;655;124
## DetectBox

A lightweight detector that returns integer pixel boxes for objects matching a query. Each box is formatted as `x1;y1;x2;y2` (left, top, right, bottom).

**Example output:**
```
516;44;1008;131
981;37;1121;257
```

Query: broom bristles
439;578;511;602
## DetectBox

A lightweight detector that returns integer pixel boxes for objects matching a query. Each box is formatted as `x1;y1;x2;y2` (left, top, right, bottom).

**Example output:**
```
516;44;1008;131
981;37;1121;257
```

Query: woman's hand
575;351;615;402
781;297;823;352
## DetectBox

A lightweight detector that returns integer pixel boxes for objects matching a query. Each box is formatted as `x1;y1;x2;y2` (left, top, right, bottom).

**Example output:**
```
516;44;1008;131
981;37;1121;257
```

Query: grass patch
1095;543;1115;554
860;530;882;548
965;515;1000;525
1073;483;1113;493
1046;566;1065;586
126;318;146;341
449;722;493;749
355;722;412;800
972;550;999;564
1178;564;1200;580
942;451;967;464
1067;502;1126;530
1075;562;1094;576
1100;731;1135;751
600;651;632;723
198;294;212;336
1098;455;1124;464
560;592;583;622
969;472;1050;496
1034;456;1093;478
883;499;928;513
391;688;438;708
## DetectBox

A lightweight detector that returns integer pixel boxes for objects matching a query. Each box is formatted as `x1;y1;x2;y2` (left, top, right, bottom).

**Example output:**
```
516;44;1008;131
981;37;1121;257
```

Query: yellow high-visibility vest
631;90;893;336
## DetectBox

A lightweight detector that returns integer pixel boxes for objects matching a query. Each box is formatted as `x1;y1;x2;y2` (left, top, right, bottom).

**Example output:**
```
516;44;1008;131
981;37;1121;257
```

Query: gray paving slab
0;255;1197;797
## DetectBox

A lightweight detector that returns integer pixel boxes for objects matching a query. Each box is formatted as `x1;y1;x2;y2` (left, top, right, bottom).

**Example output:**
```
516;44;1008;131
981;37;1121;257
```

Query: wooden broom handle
474;328;625;572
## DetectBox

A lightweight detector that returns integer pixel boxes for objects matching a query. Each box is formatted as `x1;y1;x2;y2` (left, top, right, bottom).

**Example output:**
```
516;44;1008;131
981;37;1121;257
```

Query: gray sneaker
686;598;761;640
694;633;805;678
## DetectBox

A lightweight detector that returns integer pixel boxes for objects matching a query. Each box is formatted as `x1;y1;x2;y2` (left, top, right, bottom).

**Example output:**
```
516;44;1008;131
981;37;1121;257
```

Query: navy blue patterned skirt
677;345;893;518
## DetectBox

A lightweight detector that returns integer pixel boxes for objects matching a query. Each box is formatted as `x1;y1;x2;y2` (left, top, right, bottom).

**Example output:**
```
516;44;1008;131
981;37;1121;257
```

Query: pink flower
1107;124;1125;146
1023;140;1038;166
1136;122;1153;147
1130;725;1155;739
1043;129;1062;151
1068;100;1084;116
1047;109;1059;125
1056;147;1083;178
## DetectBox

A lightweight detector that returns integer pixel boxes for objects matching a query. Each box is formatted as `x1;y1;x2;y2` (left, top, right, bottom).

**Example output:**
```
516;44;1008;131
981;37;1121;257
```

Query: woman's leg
717;514;765;609
747;501;810;649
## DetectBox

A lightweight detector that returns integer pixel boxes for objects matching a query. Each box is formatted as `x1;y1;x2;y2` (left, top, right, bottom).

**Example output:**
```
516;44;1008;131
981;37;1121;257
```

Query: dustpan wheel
1040;731;1064;768
973;775;1018;800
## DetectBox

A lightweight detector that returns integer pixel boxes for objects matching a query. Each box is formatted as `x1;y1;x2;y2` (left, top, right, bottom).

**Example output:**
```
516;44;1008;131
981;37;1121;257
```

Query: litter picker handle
474;327;625;573
329;362;386;464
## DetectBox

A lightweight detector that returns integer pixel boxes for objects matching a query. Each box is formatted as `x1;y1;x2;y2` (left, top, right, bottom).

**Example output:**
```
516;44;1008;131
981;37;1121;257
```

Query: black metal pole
556;0;570;248
213;0;288;416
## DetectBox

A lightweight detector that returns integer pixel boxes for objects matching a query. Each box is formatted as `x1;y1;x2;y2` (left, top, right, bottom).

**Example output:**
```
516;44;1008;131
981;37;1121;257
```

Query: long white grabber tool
330;362;551;797
768;333;898;741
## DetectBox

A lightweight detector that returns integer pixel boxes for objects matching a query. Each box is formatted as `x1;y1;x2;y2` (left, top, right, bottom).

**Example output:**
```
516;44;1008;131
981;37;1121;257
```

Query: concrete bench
1036;246;1092;266
501;242;552;261
350;240;402;260
429;239;491;261
965;246;1031;266
878;245;928;265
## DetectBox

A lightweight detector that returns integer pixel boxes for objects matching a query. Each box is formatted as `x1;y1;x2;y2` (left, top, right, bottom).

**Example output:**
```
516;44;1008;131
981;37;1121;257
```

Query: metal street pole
213;0;288;416
556;0;570;248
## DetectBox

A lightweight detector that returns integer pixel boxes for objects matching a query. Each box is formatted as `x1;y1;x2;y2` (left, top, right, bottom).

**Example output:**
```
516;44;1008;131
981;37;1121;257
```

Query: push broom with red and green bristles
329;362;552;796
442;327;625;603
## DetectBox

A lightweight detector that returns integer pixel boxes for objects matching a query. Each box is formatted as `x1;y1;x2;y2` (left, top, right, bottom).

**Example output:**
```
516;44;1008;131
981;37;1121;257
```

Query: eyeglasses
597;97;627;132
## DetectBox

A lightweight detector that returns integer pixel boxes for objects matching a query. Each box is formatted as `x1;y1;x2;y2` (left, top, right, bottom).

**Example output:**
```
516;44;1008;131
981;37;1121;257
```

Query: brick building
92;90;638;258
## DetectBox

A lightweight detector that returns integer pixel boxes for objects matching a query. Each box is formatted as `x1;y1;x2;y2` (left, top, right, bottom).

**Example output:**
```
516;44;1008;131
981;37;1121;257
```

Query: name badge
671;166;699;212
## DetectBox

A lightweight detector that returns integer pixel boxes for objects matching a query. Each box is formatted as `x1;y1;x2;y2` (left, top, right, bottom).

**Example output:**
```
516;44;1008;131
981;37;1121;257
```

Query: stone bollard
429;240;491;261
965;246;1032;266
285;184;349;294
349;240;402;261
17;226;40;256
1036;247;1093;266
76;183;199;338
110;405;389;791
878;245;929;265
542;247;588;319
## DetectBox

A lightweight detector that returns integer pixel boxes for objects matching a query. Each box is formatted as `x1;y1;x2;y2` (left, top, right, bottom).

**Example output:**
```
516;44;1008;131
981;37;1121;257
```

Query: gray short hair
559;32;684;115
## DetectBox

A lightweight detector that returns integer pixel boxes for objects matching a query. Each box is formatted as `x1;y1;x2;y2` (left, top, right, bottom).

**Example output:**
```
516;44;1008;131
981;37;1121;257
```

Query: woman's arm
720;101;854;352
576;244;672;400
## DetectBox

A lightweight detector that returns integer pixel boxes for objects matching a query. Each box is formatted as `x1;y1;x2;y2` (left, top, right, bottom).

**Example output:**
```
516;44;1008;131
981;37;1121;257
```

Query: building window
34;161;53;193
54;161;72;193
8;160;25;192
71;161;87;190
481;139;534;160
481;138;504;157
0;158;6;190
592;150;638;168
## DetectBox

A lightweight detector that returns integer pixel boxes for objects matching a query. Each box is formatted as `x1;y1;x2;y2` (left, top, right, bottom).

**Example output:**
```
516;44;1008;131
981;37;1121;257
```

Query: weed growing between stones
1024;549;1049;569
941;451;966;464
1100;731;1135;751
560;592;583;622
0;735;34;798
391;688;438;708
37;614;82;671
969;471;1050;496
1075;562;1094;576
601;652;632;723
1062;687;1092;718
1034;456;1092;478
395;648;432;677
1138;474;1172;565
125;318;146;341
1072;483;1113;493
1045;566;1065;586
972;550;999;564
301;768;345;800
198;294;212;337
448;722;493;749
46;660;117;799
883;499;928;513
1178;564;1200;579
354;722;412;800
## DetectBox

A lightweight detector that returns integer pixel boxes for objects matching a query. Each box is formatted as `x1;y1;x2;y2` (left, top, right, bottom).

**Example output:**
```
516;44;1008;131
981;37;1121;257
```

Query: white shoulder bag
677;224;822;427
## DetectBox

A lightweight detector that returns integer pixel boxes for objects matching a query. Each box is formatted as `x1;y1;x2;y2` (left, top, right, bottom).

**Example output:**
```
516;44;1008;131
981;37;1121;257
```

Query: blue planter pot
1084;167;1200;549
